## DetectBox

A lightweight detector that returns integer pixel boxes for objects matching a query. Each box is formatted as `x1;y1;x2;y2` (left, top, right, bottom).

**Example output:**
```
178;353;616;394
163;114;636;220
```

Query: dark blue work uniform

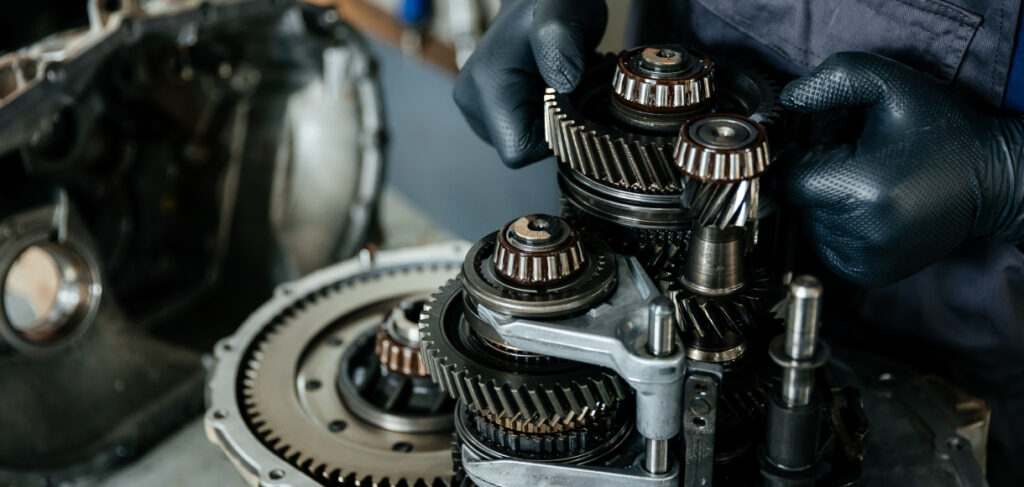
628;1;1024;484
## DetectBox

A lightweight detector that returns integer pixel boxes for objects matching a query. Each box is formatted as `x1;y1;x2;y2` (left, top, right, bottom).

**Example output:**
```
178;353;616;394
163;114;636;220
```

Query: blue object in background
398;0;432;26
1004;11;1024;112
367;38;562;240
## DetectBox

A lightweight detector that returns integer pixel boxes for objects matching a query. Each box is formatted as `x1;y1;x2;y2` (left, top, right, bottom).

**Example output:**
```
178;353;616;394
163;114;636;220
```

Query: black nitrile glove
780;51;1024;286
453;0;607;168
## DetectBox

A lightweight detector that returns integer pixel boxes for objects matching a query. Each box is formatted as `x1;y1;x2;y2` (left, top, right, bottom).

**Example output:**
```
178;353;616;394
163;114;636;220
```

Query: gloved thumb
780;52;901;114
529;0;607;93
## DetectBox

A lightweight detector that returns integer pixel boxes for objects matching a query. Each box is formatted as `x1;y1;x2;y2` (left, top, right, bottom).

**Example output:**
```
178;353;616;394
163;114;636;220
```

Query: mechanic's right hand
453;0;607;168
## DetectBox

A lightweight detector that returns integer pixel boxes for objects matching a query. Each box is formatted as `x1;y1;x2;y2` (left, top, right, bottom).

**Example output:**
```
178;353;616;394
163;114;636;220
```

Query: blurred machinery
0;0;382;484
204;44;992;486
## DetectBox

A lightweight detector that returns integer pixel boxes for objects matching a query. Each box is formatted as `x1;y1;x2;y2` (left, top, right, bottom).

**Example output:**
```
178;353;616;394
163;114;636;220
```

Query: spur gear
205;243;471;487
418;278;628;429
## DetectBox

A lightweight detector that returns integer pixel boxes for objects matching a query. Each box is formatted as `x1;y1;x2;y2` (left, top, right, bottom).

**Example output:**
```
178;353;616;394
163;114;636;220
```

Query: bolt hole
268;469;285;480
222;343;234;351
306;379;322;391
693;417;706;427
329;420;347;432
327;337;344;347
392;442;413;452
212;409;227;419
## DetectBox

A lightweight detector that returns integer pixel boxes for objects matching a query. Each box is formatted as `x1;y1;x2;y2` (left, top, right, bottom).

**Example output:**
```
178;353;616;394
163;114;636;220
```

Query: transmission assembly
205;45;992;486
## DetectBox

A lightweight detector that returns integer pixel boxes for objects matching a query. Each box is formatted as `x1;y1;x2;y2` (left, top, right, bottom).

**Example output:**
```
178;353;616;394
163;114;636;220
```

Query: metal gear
667;267;772;363
205;243;473;487
418;278;628;429
676;114;771;229
464;402;629;459
544;54;780;196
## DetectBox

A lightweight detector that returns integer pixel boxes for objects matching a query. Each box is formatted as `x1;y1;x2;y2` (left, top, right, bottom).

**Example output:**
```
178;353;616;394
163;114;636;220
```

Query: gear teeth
545;88;681;194
418;279;627;428
232;261;460;487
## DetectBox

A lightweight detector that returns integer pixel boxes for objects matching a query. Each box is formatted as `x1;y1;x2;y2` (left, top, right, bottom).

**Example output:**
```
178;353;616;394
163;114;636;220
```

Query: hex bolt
780;275;823;407
644;297;675;475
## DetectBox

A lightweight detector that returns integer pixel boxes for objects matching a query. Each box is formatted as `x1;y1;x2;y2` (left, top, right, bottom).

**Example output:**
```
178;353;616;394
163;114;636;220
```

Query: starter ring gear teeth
418;279;628;428
206;244;473;487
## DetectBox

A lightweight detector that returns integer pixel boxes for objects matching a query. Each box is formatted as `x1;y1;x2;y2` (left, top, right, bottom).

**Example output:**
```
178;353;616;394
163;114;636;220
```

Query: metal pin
780;275;823;407
645;297;675;474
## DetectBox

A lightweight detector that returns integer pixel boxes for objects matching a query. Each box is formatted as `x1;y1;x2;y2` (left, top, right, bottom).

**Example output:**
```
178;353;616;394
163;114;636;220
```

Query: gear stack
419;215;630;468
544;43;780;281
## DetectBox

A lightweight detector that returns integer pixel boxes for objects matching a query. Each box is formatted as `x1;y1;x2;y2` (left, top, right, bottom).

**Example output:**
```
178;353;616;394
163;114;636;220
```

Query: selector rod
645;297;675;475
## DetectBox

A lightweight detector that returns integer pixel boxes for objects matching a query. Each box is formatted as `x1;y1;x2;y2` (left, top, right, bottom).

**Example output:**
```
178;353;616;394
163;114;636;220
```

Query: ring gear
419;278;628;429
205;244;470;487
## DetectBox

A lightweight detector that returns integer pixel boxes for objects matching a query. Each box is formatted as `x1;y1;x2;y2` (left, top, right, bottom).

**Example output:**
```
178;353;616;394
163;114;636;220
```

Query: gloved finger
453;73;493;145
453;0;549;166
475;73;551;167
779;51;917;114
530;0;607;93
780;144;857;209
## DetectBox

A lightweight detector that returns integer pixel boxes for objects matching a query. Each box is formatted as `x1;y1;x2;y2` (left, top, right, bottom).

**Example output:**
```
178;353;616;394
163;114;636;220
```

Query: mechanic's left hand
780;51;1024;286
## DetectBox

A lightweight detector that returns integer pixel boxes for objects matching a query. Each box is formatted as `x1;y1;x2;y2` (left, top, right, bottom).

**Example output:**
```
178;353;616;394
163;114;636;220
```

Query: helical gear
418;279;628;429
674;114;771;229
667;267;773;363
